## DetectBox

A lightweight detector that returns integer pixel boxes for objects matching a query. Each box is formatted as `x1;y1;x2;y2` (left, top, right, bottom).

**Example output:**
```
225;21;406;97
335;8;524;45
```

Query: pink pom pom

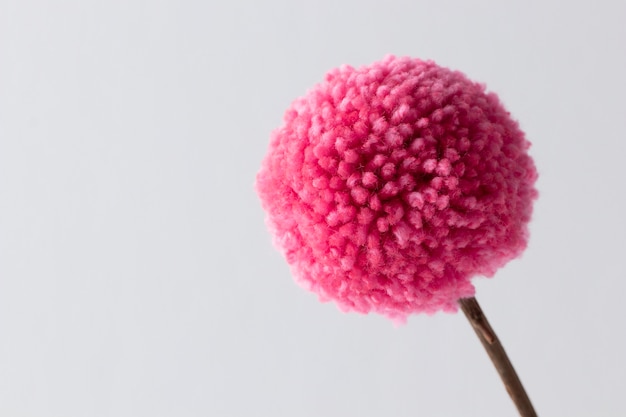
256;55;538;321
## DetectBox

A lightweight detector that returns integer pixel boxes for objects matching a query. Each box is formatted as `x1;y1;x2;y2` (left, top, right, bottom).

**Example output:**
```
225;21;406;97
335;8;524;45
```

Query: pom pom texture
256;56;538;321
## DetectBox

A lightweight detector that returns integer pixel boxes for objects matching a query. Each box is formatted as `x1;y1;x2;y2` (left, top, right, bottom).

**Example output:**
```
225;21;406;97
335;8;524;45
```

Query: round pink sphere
256;55;538;321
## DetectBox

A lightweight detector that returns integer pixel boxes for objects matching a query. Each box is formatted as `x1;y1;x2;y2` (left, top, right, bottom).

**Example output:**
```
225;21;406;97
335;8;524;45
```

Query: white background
1;1;625;416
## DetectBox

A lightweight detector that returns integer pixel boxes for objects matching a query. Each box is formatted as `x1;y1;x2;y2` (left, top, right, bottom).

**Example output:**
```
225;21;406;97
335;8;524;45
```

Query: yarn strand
458;297;537;417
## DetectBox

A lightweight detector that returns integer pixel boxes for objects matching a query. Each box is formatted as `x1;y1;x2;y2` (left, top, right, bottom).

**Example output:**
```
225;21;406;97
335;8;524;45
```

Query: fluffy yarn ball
256;55;538;321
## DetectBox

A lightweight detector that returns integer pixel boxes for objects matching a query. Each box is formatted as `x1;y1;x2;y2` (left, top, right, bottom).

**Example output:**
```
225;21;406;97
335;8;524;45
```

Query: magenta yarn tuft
256;55;538;321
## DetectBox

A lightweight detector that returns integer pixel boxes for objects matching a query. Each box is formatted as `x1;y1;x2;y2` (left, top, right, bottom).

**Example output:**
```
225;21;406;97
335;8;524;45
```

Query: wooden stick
458;297;537;417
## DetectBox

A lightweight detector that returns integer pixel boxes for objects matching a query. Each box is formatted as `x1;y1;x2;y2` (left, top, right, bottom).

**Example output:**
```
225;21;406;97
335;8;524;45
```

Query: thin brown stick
458;297;537;417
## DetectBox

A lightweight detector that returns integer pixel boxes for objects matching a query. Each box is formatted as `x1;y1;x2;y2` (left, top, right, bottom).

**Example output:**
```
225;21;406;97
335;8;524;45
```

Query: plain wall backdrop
1;0;625;416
